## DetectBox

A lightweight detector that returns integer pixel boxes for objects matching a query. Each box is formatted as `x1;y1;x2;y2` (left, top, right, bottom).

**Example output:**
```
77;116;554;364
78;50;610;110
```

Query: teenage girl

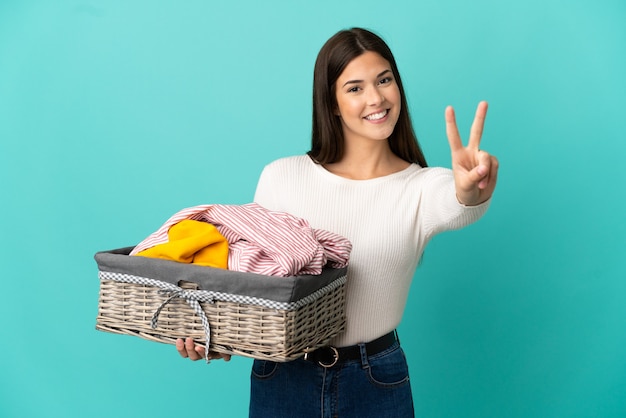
177;27;498;418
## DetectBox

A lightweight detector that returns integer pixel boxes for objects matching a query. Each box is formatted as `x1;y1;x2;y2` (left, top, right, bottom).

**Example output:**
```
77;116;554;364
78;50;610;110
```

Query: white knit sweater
254;155;490;347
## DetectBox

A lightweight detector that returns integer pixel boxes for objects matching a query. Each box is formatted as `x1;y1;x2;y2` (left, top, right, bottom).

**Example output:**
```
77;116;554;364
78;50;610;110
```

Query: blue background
1;1;624;417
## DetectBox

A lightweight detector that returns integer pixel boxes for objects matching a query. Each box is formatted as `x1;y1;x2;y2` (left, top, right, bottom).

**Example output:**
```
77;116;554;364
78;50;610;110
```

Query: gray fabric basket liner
95;247;348;303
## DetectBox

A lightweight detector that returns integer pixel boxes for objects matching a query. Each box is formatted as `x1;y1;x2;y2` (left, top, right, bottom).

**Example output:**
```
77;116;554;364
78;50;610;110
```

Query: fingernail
477;165;487;176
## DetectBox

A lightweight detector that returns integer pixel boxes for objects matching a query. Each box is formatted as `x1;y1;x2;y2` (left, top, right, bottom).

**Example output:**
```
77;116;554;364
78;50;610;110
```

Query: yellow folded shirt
135;219;228;269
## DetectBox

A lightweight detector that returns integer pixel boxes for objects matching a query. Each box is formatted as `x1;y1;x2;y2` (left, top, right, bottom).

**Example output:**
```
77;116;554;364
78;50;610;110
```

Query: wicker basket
95;248;347;362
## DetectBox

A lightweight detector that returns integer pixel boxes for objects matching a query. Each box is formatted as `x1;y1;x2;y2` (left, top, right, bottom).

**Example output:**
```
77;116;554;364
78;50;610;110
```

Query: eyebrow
342;69;392;87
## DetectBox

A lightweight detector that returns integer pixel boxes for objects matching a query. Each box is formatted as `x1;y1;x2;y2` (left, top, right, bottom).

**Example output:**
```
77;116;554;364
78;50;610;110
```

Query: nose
365;86;385;106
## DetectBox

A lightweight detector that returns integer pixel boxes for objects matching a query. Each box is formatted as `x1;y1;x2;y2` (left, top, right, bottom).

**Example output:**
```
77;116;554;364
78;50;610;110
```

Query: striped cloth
130;203;352;277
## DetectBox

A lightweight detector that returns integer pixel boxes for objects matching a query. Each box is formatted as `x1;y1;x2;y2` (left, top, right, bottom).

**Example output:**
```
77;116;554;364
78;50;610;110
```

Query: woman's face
334;51;401;145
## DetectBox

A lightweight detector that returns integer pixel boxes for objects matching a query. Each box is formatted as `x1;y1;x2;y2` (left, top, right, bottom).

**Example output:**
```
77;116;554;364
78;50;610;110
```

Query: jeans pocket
251;359;279;380
365;345;411;388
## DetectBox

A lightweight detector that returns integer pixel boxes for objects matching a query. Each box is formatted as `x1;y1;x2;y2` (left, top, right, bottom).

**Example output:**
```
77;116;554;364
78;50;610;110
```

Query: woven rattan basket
95;248;347;362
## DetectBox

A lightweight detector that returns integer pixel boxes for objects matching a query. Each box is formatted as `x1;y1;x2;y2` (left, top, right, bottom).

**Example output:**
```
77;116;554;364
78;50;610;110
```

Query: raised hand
445;101;499;206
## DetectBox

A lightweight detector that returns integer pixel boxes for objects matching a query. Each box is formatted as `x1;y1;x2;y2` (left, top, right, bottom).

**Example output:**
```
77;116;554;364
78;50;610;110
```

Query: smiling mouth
364;109;388;121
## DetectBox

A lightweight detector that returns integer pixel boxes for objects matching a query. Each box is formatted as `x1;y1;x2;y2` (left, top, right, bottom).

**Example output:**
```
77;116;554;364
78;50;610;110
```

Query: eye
379;76;393;85
347;86;361;93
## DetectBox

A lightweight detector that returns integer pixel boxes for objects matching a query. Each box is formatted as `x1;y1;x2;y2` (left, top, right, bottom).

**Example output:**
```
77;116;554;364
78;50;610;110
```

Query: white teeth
365;110;388;120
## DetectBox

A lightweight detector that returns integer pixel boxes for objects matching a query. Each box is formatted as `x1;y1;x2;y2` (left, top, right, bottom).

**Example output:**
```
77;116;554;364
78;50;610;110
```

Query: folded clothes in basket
131;203;352;277
134;219;229;268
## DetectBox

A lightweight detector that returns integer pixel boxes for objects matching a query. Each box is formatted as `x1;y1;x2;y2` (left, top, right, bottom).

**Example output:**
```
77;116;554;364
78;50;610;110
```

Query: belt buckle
317;346;339;368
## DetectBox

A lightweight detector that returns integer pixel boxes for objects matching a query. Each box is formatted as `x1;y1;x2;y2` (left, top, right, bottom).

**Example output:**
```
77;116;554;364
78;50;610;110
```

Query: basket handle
178;280;200;290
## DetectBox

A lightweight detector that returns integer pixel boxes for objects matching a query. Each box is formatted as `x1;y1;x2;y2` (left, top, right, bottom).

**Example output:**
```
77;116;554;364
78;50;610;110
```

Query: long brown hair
308;28;427;167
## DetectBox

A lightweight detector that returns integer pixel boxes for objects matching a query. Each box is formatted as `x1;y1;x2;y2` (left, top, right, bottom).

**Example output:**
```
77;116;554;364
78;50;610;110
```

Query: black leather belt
304;330;398;368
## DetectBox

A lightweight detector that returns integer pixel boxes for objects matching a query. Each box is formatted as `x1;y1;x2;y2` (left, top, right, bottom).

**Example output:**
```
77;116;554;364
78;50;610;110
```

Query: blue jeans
249;341;414;418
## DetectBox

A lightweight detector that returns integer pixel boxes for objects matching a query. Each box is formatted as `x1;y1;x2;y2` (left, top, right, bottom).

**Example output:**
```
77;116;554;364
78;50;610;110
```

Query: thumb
466;163;489;186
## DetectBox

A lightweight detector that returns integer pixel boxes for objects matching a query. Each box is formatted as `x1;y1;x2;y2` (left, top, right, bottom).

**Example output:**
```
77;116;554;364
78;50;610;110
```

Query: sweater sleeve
420;167;491;238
